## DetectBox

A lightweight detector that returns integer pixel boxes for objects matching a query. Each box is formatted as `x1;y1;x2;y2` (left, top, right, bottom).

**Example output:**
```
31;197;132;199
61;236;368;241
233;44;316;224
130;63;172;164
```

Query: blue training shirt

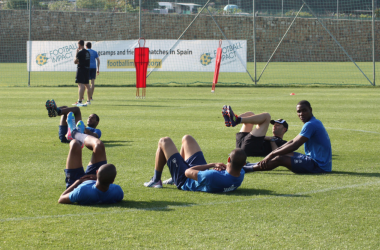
181;169;245;193
87;49;99;69
86;127;101;139
69;180;124;205
299;116;332;172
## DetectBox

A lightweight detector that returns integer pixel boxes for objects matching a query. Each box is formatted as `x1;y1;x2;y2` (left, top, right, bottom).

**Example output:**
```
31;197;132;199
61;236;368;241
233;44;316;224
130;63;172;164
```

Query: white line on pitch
1;180;380;223
290;125;380;134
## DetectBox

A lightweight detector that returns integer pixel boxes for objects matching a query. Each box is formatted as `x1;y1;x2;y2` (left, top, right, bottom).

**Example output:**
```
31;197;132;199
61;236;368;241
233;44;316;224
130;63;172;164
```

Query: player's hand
80;174;97;181
74;58;79;64
97;70;99;75
213;163;226;171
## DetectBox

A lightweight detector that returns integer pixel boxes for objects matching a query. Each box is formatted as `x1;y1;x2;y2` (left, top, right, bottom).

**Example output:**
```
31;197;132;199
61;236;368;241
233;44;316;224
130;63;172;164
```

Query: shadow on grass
102;140;133;147
109;104;172;108
221;188;308;198
330;171;380;178
89;200;194;211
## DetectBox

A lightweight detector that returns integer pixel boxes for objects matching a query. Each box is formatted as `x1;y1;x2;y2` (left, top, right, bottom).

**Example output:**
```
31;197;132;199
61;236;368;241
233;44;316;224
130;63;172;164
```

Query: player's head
297;100;313;123
270;119;288;137
78;40;85;48
228;148;247;172
87;114;99;128
97;164;117;185
86;42;92;49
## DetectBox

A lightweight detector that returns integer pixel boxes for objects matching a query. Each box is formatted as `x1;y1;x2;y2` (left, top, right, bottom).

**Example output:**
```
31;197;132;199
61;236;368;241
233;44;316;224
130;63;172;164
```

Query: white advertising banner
27;40;247;72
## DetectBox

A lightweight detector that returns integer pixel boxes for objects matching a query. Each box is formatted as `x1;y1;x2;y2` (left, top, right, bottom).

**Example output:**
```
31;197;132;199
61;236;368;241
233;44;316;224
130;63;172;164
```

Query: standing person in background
86;42;100;103
73;40;91;107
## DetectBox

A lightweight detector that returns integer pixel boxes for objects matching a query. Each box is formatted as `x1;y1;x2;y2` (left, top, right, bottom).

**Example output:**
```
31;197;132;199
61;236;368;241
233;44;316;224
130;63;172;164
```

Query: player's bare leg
89;79;95;100
252;155;293;171
66;140;83;170
84;84;91;103
240;112;271;137
78;83;85;102
84;136;107;166
180;135;202;161
59;106;82;126
144;137;179;188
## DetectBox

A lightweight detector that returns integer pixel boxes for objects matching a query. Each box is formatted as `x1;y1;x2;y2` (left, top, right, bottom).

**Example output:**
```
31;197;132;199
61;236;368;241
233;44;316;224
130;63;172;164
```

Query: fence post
28;0;31;87
139;0;141;38
372;0;376;86
253;0;256;84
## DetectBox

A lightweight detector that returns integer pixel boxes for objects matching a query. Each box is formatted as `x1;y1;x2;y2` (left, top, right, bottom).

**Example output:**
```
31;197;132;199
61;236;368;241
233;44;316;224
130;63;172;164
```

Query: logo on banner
200;53;212;66
36;53;49;66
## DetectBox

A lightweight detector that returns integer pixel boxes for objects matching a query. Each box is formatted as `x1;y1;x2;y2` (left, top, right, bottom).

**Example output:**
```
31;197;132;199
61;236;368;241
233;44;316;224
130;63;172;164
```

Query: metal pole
139;0;141;38
337;0;339;19
253;0;256;84
28;0;31;87
372;0;376;86
282;0;283;17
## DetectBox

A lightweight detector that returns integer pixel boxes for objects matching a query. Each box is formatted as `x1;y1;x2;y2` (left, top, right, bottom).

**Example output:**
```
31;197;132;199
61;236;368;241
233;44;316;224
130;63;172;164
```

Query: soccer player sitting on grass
222;105;288;157
45;99;101;143
144;135;246;193
58;112;123;205
240;100;332;174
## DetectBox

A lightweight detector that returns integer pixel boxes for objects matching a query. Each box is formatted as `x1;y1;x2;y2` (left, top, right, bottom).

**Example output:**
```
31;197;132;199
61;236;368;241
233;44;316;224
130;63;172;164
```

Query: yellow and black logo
200;53;212;66
36;53;48;66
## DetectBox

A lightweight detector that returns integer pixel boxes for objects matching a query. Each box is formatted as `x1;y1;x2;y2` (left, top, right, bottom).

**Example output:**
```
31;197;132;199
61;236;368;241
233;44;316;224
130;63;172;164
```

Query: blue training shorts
291;152;326;174
59;125;70;143
64;160;107;189
89;68;97;80
167;151;207;189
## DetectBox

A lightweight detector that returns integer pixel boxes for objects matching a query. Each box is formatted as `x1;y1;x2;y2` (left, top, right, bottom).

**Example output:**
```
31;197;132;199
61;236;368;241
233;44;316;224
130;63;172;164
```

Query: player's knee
263;113;271;121
93;139;105;153
159;137;172;147
181;135;193;144
70;140;81;150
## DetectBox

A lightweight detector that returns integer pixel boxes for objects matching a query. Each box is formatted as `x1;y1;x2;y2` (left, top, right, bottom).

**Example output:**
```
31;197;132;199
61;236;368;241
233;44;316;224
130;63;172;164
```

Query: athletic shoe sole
45;100;56;118
66;112;76;141
227;105;238;127
222;105;231;127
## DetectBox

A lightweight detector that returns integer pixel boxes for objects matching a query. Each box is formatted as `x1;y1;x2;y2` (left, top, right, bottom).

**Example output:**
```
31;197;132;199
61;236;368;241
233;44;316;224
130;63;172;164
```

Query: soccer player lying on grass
144;135;246;193
222;105;288;158
242;100;332;174
58;112;123;205
45;99;101;143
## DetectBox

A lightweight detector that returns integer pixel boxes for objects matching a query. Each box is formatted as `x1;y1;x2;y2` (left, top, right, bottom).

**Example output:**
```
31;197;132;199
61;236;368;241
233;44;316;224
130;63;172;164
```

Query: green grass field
1;62;379;87
1;86;380;249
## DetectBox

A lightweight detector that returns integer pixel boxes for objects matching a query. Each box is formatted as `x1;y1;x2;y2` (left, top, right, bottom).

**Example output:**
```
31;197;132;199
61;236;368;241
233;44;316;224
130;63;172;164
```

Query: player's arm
58;175;95;204
96;57;100;74
58;180;81;204
264;136;280;151
84;128;99;138
269;135;308;158
185;163;225;180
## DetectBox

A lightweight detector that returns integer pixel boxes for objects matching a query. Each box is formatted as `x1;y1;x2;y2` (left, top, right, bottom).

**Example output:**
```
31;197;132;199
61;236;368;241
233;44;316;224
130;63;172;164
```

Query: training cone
290;93;295;95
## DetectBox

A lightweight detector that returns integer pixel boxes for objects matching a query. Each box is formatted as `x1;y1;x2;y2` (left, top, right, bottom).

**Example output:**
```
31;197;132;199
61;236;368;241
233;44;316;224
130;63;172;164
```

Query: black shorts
89;68;97;80
76;68;89;84
236;132;268;157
